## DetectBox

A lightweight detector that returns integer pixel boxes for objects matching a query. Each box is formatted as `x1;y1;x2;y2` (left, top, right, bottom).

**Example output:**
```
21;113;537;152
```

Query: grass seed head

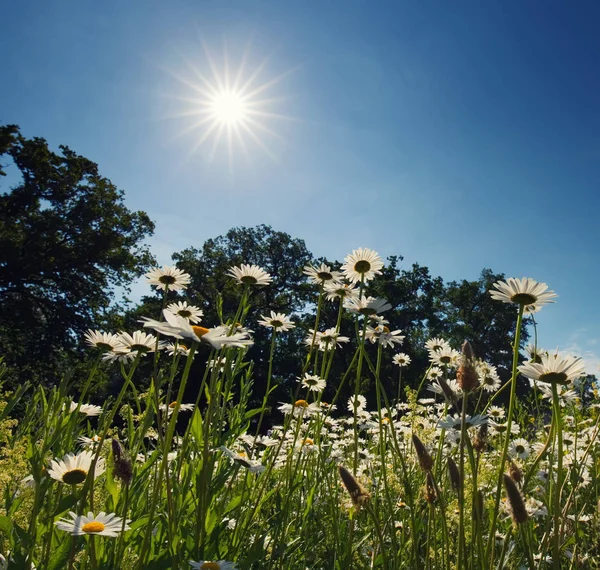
503;474;528;524
338;465;370;507
412;434;434;472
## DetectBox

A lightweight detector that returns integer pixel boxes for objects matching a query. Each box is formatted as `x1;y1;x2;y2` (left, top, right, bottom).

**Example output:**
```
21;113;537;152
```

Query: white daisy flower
278;400;320;418
83;330;121;352
323;281;359;302
489;277;557;309
69;402;103;416
347;394;367;413
227;264;272;286
303;263;342;285
258;311;296;332
300;374;326;393
48;450;105;485
425;337;450;354
519;352;585;385
478;363;501;392
487;405;506;420
116;330;159;354
165;301;204;324
508;438;531;460
219;446;265;473
55;511;130;537
392;353;411;367
431;347;461;367
163;342;191;356
145;265;191;291
344;296;391;316
437;414;487;431
159;402;195;416
78;435;103;449
366;325;405;348
341;248;384;284
141;311;253;350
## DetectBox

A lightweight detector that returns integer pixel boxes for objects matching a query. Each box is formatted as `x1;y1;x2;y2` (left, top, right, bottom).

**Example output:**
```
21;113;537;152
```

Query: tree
0;125;155;385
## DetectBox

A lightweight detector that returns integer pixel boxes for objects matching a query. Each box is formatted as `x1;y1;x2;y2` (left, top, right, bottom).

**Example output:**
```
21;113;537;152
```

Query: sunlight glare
210;91;247;125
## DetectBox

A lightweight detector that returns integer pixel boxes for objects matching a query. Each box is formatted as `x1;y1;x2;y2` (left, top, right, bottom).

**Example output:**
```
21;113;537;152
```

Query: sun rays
161;41;293;169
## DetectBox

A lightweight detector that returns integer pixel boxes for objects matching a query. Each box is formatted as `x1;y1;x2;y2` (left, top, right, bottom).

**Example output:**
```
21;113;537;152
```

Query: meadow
0;248;597;570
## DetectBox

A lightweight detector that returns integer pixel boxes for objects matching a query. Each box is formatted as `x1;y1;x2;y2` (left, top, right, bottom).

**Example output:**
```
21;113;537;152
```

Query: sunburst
162;42;292;168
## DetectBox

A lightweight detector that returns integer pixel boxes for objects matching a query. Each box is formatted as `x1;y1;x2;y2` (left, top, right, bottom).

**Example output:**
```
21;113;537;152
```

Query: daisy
432;347;461;367
393;353;411;367
427;367;444;381
165;301;204;324
69;402;103;416
478;363;501;392
48;450;105;485
300;374;326;393
227;264;272;286
366;326;405;348
489;277;557;309
303;263;342;285
219;446;265;473
189;561;236;570
145;265;191;291
437;414;487;431
509;438;531;460
487;405;506;420
323;281;359;302
102;349;136;364
163;342;191;356
84;330;120;352
141;311;253;350
425;337;450;354
116;331;158;354
278;400;320;418
258;311;296;332
159;402;195;416
319;327;350;348
341;248;384;284
347;394;367;413
55;511;130;537
78;435;103;449
518;352;585;385
344;296;391;316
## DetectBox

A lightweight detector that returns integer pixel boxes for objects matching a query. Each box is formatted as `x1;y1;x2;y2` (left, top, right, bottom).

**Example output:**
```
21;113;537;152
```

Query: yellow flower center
317;271;333;280
303;438;314;445
169;401;178;409
178;310;192;318
81;521;105;533
192;326;210;339
240;275;258;285
354;260;371;273
382;326;390;333
62;469;87;485
294;399;309;408
158;275;176;284
200;563;221;570
538;372;568;385
510;293;537;306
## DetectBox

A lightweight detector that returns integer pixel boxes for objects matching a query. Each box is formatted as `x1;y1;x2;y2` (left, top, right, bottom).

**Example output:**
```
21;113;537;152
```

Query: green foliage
0;125;155;386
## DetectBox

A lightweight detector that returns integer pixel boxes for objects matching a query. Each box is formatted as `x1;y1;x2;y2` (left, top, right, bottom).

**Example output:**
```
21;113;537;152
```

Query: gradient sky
2;1;599;371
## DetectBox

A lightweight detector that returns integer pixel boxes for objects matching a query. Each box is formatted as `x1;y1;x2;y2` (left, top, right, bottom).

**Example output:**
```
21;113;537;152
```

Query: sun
210;91;247;125
162;42;293;167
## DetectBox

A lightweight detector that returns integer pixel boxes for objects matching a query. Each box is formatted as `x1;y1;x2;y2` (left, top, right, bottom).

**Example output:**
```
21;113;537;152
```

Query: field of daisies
0;247;598;570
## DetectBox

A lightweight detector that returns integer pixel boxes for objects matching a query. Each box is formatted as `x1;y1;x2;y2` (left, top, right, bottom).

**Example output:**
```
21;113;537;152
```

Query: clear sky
2;1;599;371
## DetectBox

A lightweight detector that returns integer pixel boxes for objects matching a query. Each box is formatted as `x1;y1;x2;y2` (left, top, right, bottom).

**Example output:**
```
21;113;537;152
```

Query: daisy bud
503;474;528;524
425;472;437;504
412;434;434;473
507;460;523;485
338;465;370;507
111;439;133;485
447;457;461;493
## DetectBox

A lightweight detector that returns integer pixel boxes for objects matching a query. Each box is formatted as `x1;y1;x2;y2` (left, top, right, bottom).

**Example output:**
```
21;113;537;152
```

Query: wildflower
324;281;359;302
111;439;133;484
412;434;434;472
116;330;159;354
48;450;105;485
366;325;405;348
159;402;195;415
164;342;191;356
145;265;191;291
300;374;326;393
258;311;296;332
425;337;450;354
219;446;265;473
278;400;320;418
341;248;384;284
227;264;272;286
165;301;204;324
490;277;557;309
84;330;121;352
519;352;585;385
432;347;461;368
338;465;371;506
393;353;411;367
347;394;367;413
437;414;487;431
344;296;391;316
69;402;103;416
303;263;342;285
428;378;459;403
141;311;253;350
478;362;501;392
78;435;102;449
503;474;528;524
189;561;236;570
55;511;130;536
508;438;531;461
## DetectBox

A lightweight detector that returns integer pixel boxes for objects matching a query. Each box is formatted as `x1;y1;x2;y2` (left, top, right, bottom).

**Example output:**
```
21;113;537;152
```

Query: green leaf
0;514;12;536
51;494;78;517
48;537;74;570
224;495;242;514
190;408;203;443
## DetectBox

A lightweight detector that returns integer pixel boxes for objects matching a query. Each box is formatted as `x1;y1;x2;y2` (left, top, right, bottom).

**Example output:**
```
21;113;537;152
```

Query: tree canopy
0;124;155;384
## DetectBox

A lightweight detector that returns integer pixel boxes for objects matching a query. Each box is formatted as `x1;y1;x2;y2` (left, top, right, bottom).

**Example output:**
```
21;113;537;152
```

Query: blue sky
2;1;599;371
